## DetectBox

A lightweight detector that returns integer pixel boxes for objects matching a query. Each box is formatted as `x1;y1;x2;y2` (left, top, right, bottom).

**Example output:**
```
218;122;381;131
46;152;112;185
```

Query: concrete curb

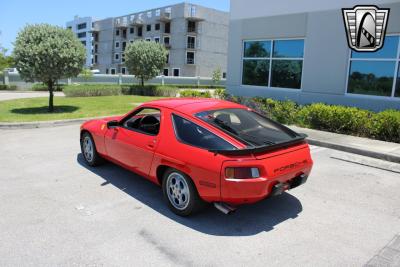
0;117;101;129
307;138;400;164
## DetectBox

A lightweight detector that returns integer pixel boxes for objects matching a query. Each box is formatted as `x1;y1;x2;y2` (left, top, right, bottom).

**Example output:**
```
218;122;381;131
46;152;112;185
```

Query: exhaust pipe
214;202;236;215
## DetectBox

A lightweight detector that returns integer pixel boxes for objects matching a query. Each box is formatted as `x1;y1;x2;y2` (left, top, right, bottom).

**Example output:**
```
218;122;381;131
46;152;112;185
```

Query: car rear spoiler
208;134;307;155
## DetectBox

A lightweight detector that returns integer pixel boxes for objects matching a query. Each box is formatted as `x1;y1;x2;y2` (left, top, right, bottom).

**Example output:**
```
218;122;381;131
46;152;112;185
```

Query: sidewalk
0;90;65;101
289;125;400;164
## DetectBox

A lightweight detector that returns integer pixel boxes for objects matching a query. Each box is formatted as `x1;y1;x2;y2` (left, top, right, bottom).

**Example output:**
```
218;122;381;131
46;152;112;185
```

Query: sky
0;0;230;54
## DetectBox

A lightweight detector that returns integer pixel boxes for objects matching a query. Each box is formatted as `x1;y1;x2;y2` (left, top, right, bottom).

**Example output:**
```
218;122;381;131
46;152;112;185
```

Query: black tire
80;132;104;167
162;168;206;216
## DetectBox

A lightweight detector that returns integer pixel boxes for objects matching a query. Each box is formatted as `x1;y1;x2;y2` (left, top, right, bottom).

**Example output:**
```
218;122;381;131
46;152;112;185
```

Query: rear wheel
80;132;104;167
162;169;205;216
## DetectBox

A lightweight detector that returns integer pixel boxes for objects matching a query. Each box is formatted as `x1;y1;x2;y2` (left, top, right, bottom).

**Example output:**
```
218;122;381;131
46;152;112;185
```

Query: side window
172;114;235;150
123;108;161;135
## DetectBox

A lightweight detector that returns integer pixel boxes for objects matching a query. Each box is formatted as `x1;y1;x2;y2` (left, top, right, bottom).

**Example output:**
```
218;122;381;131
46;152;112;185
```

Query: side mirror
107;120;119;129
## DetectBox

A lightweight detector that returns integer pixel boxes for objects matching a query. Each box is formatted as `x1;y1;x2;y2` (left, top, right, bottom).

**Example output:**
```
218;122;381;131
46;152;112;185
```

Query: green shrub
32;83;64;91
63;84;122;97
254;98;300;125
0;84;17;90
370;110;400;142
122;85;177;97
214;88;228;99
180;90;212;98
297;103;372;136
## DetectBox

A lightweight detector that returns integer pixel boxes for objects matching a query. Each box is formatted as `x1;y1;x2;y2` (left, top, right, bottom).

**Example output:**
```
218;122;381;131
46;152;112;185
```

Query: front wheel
80;132;104;167
162;169;205;216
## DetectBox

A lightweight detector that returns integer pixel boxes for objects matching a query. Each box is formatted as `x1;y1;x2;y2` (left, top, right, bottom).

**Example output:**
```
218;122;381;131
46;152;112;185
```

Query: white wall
230;0;400;20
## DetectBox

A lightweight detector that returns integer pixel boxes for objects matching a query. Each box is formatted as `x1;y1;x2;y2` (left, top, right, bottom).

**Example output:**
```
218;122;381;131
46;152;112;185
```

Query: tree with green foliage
212;67;222;85
125;40;168;86
13;24;86;112
0;44;14;73
80;68;93;82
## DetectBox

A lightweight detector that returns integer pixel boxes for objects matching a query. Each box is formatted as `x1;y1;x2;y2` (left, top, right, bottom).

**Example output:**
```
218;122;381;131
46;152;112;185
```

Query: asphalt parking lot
1;124;400;266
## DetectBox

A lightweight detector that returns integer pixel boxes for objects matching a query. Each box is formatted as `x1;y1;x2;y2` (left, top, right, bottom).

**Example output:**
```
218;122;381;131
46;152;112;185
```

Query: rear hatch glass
196;108;299;147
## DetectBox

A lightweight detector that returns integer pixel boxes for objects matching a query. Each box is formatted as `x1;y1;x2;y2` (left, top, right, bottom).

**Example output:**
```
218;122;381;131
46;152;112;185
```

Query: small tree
13;24;85;112
80;68;93;82
212;67;222;86
0;44;14;73
125;40;168;86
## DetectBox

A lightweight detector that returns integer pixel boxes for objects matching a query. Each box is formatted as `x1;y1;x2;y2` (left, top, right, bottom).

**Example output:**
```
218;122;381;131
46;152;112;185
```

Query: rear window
172;114;235;150
195;108;296;147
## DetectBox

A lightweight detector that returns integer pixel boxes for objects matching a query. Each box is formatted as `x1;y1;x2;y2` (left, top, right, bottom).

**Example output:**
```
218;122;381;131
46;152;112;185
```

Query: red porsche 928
80;98;313;216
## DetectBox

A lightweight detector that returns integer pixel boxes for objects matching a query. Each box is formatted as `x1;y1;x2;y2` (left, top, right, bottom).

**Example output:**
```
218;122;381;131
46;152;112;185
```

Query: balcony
186;9;204;22
158;11;171;22
115;20;128;29
130;18;144;26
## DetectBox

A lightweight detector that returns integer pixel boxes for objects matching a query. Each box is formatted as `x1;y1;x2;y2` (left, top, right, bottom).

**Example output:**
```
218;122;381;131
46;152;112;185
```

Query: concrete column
3;70;9;85
118;74;122;85
161;75;165;86
197;76;200;87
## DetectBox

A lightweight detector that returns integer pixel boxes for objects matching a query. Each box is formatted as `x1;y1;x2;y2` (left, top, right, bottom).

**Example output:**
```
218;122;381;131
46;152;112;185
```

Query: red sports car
80;98;313;216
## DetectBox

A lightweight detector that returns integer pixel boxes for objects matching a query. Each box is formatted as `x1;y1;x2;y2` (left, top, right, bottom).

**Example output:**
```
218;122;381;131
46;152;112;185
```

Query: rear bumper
221;168;312;205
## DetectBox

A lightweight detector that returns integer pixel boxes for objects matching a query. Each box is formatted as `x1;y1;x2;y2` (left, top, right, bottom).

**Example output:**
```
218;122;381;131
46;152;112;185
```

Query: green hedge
0;85;17;90
122;85;178;97
63;84;178;97
180;90;212;98
31;83;64;91
165;84;224;89
229;97;400;143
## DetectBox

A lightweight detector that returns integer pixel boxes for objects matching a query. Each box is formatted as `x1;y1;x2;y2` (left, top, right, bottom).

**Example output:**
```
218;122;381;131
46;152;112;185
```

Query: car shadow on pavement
77;154;303;236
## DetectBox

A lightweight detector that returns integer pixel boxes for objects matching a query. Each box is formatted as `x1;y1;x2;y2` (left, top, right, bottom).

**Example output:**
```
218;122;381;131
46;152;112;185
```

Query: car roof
144;98;246;115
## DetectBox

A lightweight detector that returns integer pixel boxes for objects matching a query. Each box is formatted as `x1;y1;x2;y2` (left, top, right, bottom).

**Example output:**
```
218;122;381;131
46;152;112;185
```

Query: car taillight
225;167;260;179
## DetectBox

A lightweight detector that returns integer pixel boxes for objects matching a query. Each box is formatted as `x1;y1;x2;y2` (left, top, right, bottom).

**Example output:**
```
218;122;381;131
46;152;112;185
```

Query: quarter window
242;39;304;89
347;35;400;97
172;114;235;150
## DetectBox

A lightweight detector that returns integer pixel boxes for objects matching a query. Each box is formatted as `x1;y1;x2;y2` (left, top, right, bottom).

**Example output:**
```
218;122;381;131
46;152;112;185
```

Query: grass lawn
0;95;162;122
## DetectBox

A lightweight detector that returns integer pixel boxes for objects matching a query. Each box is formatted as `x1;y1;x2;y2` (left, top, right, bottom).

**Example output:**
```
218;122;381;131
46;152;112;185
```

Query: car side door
104;107;162;177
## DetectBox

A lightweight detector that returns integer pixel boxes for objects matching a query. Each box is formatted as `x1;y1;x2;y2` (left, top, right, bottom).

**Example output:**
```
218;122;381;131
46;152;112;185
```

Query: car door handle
147;139;157;149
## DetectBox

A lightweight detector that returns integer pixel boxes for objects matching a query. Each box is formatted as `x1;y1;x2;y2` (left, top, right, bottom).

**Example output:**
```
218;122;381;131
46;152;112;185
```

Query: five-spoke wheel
162;168;205;216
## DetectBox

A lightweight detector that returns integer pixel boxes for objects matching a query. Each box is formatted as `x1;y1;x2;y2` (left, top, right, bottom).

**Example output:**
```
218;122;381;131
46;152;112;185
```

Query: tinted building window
77;23;87;30
271;60;303;89
172;114;235;150
272;40;304;58
347;36;400;97
348;61;395;96
242;39;304;89
77;32;86;38
242;60;269;86
244;41;271;57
